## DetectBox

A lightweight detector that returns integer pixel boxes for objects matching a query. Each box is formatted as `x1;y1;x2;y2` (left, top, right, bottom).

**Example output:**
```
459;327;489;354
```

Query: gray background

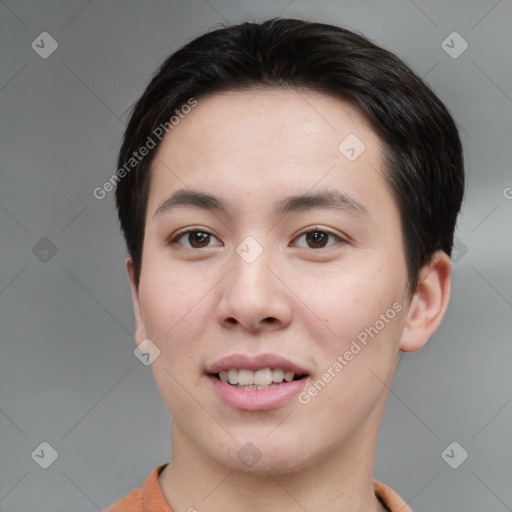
1;1;511;511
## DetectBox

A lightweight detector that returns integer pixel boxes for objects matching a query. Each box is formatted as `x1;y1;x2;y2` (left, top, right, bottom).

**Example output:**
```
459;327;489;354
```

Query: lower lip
208;375;309;411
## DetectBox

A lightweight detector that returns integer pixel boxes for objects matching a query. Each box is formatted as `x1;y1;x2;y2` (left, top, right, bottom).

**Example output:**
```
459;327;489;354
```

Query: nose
216;247;293;333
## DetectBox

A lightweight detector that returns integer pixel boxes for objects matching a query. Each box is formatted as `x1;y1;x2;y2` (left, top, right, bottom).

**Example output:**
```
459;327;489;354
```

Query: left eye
293;228;342;249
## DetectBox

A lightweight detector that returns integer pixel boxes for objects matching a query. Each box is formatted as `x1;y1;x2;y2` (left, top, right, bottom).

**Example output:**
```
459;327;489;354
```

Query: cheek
297;260;404;346
138;270;212;415
138;266;210;360
297;283;405;433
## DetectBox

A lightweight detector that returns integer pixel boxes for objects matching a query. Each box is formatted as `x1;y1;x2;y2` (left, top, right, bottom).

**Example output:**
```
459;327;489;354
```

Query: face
129;88;417;475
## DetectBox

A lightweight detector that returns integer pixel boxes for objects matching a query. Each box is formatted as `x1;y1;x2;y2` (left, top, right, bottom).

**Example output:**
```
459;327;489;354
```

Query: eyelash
167;227;344;250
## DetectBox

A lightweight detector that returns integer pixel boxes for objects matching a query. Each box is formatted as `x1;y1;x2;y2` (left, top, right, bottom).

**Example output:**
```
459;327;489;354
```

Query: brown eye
294;229;341;249
307;231;328;248
170;230;221;249
187;231;210;248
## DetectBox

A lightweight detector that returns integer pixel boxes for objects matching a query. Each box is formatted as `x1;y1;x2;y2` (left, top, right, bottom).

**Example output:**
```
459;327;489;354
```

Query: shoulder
104;487;143;512
104;464;169;512
374;480;412;512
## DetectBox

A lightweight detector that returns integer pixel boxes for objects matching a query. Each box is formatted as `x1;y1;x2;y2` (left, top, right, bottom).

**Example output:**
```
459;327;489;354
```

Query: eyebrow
153;188;369;219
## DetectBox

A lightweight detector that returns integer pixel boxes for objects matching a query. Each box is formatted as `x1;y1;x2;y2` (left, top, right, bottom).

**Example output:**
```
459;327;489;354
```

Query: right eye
168;229;223;249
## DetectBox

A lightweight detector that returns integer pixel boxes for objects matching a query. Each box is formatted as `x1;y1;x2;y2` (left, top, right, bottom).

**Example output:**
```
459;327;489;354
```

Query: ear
126;257;147;346
399;251;452;352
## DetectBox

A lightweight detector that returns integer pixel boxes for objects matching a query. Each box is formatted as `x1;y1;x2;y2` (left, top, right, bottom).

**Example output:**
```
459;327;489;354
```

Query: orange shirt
105;464;412;512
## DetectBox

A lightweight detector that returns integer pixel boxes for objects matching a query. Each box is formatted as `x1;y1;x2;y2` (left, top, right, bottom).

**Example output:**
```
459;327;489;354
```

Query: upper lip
206;353;310;376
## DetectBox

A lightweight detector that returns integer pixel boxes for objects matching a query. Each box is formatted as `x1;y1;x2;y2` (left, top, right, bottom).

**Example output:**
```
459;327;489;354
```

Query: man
106;18;464;512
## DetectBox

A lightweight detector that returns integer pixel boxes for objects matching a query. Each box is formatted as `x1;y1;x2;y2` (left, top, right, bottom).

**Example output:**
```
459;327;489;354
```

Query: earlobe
126;258;147;345
399;251;452;352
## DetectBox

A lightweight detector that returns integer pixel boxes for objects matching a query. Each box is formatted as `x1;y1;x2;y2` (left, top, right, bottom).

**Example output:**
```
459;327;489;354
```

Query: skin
126;88;452;512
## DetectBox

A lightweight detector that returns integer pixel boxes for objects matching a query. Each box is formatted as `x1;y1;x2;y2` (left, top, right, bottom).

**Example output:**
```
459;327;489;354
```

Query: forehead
147;88;389;218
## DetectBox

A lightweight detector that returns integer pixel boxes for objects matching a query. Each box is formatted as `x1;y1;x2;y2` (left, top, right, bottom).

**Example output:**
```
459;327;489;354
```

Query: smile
214;368;305;389
206;354;310;411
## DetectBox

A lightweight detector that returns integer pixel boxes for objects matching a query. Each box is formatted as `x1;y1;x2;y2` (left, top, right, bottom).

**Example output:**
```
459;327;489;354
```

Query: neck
159;399;389;512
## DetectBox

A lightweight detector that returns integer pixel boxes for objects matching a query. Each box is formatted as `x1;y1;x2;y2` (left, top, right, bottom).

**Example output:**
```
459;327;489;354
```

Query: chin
207;434;317;476
228;450;313;477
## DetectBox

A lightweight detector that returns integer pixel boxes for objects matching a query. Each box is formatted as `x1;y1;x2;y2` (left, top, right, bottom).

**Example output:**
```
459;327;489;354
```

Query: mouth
205;354;310;411
209;368;308;390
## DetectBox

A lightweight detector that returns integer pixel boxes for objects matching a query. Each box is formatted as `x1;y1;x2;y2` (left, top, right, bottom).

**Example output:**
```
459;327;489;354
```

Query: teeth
216;368;301;388
227;369;239;384
254;368;272;385
284;371;294;382
272;368;284;382
238;369;254;386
